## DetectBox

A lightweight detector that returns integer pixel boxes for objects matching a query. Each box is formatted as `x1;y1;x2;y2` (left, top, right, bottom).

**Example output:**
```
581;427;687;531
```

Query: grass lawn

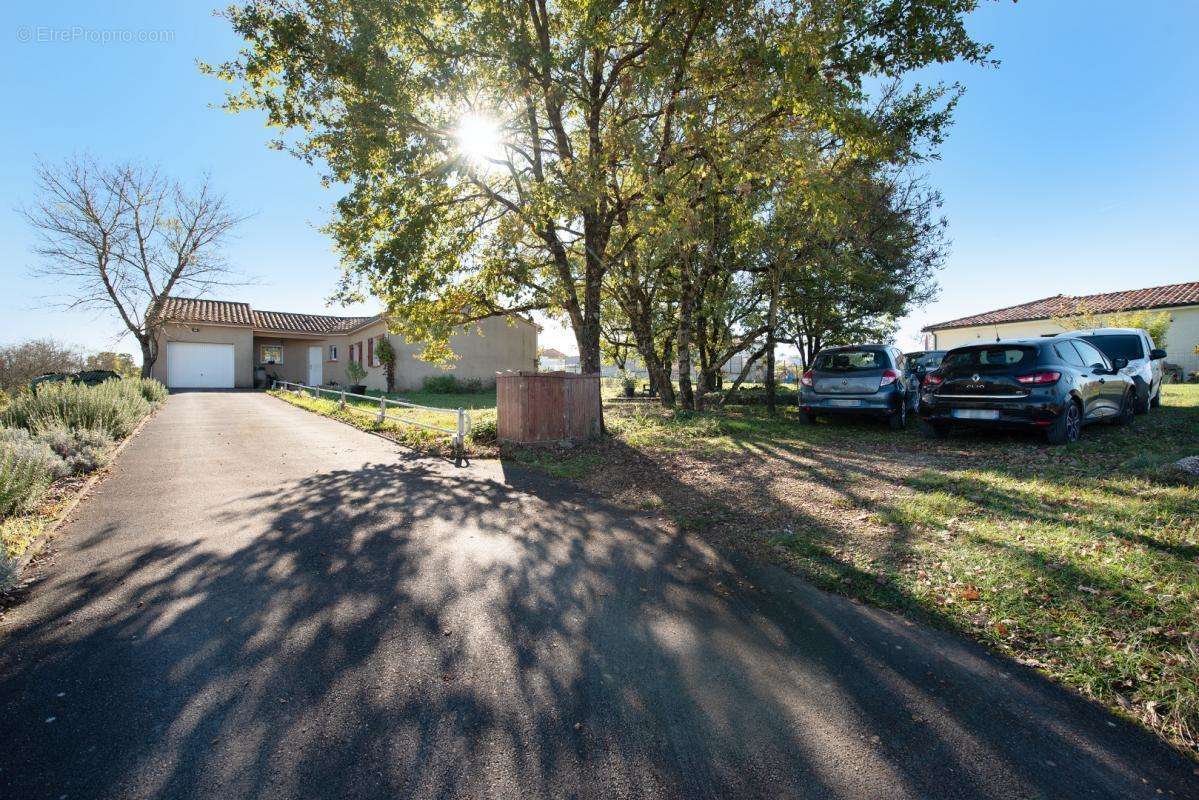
267;387;497;456
361;387;498;410
534;384;1199;757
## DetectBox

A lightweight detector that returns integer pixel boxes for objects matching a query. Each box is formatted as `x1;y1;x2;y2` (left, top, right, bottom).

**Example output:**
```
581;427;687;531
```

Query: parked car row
798;327;1167;445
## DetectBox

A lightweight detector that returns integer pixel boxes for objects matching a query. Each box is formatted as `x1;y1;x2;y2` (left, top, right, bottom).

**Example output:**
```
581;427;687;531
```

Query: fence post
340;390;346;410
311;384;318;400
377;395;386;423
455;408;466;457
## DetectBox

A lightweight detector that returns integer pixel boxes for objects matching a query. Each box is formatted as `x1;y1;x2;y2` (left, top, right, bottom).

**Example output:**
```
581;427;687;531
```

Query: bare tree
23;156;246;377
0;339;86;392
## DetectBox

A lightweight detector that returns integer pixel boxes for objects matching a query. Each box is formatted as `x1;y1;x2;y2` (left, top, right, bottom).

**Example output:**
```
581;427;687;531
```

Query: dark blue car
917;338;1137;444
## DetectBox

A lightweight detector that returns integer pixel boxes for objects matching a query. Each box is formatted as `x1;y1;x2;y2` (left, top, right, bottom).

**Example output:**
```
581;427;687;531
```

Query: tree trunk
139;335;157;379
765;269;779;415
677;260;696;410
720;345;767;406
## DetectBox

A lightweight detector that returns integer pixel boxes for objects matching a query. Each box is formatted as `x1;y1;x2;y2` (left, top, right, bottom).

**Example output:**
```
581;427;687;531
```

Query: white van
1058;328;1167;413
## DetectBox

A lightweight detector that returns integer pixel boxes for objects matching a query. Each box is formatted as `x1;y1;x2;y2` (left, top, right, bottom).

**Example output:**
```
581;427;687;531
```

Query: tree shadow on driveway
1;454;1194;799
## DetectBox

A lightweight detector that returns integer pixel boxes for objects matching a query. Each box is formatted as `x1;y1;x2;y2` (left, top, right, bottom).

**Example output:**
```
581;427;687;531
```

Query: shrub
0;428;70;480
35;426;113;475
2;379;151;439
137;378;169;404
461;377;485;394
422;375;459;393
468;412;497;445
0;434;61;518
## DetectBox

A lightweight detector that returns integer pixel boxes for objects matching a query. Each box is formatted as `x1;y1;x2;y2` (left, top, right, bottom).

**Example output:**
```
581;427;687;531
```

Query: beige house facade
150;297;538;391
923;282;1199;377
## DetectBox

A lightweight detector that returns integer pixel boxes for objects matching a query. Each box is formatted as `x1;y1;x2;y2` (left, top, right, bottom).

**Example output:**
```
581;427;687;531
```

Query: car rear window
912;351;946;368
1081;334;1145;361
942;346;1033;370
814;349;887;371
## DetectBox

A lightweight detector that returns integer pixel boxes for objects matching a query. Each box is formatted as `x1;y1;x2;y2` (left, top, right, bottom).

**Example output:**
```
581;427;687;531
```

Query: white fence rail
272;380;469;454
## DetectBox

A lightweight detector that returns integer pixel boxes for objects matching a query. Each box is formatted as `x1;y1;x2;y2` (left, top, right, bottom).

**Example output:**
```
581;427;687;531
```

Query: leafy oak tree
208;0;992;389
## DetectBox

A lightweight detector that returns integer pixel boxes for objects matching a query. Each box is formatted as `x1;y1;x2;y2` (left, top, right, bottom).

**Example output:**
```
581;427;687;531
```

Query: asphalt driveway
1;392;1194;799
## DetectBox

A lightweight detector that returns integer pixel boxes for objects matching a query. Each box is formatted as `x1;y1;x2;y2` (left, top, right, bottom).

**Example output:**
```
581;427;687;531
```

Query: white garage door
167;342;235;389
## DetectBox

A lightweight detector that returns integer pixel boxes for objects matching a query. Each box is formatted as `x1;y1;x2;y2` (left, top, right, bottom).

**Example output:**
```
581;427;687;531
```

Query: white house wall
930;304;1199;376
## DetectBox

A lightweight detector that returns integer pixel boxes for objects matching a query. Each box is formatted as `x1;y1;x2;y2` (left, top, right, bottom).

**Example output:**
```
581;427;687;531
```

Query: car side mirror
1111;357;1129;371
1149;348;1167;360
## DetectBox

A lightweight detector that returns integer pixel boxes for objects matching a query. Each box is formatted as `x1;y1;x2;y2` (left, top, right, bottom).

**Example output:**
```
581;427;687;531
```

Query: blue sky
1;1;1196;357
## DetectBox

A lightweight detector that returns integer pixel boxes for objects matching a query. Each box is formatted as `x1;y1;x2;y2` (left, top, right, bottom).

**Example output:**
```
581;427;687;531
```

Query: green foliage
374;337;397;392
422;375;460;394
467;412;497;445
2;379;152;440
1055;308;1173;349
373;337;395;366
209;0;993;371
35;426;114;475
0;433;59;518
345;361;368;385
137;378;169;404
85;352;140;378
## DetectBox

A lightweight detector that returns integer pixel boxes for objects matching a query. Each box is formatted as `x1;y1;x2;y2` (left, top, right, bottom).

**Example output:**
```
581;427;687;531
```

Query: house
538;348;569;371
922;281;1199;376
150;297;538;390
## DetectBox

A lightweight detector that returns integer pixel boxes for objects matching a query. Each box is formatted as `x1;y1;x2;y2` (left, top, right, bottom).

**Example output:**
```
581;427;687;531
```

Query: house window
328;344;338;361
261;345;282;364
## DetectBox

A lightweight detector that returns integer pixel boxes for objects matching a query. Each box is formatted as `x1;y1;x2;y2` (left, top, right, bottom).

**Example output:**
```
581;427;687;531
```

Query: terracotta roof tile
251;309;377;334
156;297;254;326
923;281;1199;331
158;297;378;335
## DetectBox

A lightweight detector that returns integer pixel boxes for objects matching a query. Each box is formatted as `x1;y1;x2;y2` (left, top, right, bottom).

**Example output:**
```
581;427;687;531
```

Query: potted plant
621;371;636;398
346;361;368;394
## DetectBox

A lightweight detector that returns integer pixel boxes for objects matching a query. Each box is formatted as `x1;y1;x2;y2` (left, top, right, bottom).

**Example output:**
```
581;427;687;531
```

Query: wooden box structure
496;371;602;444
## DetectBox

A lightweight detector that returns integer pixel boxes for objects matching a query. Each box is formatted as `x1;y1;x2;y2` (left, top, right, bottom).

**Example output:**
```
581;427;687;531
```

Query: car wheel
888;401;907;430
1046;400;1081;445
1150;385;1161;408
918;418;949;439
1133;386;1150;415
1114;389;1135;426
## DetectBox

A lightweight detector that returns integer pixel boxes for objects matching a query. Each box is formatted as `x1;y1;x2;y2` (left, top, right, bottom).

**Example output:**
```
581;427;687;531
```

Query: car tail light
879;369;900;386
1016;371;1061;385
923;372;944;387
800;370;813;387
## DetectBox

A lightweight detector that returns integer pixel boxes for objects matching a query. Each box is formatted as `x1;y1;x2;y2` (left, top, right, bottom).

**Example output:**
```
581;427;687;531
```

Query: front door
308;346;322;386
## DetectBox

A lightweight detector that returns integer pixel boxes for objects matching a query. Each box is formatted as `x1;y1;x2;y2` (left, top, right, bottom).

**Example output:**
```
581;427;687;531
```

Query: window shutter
367;337;374;367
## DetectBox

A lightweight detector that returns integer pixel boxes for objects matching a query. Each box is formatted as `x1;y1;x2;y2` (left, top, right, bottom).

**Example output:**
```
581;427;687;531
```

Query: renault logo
971;373;980;382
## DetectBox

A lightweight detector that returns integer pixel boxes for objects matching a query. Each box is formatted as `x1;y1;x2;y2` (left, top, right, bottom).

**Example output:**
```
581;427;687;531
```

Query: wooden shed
496;371;602;444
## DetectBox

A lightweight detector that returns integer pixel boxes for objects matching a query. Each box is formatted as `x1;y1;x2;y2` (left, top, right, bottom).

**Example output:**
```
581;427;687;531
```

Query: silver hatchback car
1057;327;1166;413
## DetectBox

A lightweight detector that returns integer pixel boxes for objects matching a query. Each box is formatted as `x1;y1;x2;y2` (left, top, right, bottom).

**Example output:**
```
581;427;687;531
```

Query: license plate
827;399;863;408
952;409;1000;420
